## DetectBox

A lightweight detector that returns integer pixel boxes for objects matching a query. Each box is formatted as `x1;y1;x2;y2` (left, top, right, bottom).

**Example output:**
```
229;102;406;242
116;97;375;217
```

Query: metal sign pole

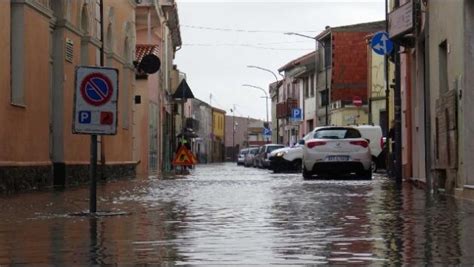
90;134;97;213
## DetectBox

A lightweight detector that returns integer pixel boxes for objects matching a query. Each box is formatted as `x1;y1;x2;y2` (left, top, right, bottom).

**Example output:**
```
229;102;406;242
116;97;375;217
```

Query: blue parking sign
291;108;302;121
79;111;91;124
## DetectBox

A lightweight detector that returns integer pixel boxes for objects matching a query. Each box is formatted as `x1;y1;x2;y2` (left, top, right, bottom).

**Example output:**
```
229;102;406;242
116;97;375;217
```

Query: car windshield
251;148;259;154
313;128;361;139
267;145;284;153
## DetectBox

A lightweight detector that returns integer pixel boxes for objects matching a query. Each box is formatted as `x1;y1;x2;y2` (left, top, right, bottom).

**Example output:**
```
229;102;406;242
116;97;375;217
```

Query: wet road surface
1;163;474;265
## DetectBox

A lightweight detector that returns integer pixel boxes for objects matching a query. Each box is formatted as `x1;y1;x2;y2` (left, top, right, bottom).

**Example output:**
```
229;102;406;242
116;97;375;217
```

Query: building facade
387;0;474;201
316;21;385;127
1;0;137;192
224;116;266;160
277;52;314;146
211;108;226;162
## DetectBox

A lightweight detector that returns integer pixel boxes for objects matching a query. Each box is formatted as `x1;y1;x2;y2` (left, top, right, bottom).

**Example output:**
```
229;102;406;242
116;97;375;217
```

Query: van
354;125;385;172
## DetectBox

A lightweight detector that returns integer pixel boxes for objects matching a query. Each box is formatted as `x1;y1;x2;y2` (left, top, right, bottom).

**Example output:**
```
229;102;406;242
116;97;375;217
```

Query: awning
135;44;159;62
172;79;195;99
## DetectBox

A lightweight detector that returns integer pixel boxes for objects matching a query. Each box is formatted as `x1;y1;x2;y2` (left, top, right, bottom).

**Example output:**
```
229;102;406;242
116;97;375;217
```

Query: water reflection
0;163;473;265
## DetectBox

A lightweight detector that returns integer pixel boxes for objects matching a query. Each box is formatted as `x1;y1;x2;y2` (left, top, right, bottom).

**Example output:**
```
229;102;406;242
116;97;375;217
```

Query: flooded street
1;163;474;265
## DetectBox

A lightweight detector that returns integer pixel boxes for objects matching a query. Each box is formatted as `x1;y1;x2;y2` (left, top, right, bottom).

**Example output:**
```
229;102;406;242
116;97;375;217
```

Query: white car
237;148;249;165
302;126;372;179
354;125;384;172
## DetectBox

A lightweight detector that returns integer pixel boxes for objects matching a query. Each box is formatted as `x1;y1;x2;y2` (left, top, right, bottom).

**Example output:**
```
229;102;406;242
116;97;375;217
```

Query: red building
315;21;385;126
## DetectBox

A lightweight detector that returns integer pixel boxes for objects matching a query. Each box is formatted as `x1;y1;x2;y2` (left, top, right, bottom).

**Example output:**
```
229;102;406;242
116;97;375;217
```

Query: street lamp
230;105;236;162
242;84;269;124
246;65;281;144
284;32;330;126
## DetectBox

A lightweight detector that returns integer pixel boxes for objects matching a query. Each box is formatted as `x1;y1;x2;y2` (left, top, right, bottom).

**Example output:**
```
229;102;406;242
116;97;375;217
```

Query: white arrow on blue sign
263;128;272;136
371;31;394;56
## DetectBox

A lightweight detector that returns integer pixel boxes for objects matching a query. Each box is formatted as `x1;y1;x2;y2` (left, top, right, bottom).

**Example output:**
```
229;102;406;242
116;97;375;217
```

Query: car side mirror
365;138;370;144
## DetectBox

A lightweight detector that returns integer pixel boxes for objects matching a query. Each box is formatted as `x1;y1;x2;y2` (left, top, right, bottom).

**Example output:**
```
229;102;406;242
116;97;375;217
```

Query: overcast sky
175;1;385;121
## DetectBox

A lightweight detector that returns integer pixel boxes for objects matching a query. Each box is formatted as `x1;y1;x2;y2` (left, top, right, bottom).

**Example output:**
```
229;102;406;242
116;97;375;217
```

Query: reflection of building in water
376;182;463;265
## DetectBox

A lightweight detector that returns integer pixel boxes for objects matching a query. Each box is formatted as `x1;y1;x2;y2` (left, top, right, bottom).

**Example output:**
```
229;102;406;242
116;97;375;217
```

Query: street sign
353;96;363;107
172;145;197;166
371;31;394;56
290;108;302;121
263;127;272;136
73;66;118;135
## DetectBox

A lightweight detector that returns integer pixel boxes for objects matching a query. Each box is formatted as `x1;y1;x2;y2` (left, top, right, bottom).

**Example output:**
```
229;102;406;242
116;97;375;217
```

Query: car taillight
306;141;326;148
380;137;384;149
350;140;369;148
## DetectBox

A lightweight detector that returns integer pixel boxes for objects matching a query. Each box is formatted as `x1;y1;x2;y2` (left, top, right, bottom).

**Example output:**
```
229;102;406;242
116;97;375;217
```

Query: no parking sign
73;66;118;135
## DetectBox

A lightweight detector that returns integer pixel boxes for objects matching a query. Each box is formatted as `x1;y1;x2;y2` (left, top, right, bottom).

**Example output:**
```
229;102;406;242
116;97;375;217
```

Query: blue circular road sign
371;31;394;56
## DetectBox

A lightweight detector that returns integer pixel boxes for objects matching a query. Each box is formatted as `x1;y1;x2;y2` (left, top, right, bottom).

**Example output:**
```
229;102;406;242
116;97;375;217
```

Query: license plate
326;156;349;161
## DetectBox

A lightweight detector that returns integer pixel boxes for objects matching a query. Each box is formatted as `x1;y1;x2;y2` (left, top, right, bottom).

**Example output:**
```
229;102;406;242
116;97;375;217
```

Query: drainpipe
423;1;432;192
394;0;403;185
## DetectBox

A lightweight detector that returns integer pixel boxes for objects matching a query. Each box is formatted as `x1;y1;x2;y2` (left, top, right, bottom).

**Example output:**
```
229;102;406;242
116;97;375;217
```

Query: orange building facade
0;0;136;192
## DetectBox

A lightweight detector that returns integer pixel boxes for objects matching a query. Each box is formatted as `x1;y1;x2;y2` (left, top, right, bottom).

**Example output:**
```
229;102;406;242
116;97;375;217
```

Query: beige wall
0;4;51;164
1;1;136;166
331;108;368;126
428;0;464;184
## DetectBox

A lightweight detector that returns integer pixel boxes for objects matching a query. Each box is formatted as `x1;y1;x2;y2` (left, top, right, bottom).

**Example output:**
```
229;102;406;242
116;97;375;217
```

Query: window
94;0;101;40
11;3;25;106
314;128;361;139
439;40;448;95
321;37;332;69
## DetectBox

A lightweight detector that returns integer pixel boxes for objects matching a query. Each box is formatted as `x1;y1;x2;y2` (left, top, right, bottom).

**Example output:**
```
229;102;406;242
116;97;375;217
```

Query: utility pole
90;0;105;214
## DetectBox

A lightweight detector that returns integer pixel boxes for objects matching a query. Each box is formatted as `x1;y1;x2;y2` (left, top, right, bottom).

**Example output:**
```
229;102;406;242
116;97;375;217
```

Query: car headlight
276;151;287;157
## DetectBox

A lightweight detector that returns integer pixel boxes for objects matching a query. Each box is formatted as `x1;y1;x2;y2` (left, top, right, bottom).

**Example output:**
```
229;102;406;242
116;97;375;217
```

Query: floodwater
1;163;474;265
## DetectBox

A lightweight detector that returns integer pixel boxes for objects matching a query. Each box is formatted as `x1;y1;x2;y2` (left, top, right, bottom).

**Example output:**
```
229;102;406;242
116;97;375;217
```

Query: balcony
185;118;199;131
276;98;298;119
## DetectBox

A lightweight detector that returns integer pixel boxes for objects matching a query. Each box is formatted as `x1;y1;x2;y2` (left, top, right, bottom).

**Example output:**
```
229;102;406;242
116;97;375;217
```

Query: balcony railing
276;98;298;119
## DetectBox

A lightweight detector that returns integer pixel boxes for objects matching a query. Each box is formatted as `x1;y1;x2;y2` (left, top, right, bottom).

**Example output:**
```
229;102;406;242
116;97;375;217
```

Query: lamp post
284;32;329;126
242;84;269;124
247;65;281;143
242;84;271;143
230;105;236;162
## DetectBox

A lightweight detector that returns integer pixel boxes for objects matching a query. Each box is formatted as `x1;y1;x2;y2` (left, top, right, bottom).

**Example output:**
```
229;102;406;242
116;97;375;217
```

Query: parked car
353;125;385;172
302;126;372;179
244;147;259;167
269;132;315;173
255;144;285;168
237;148;249;165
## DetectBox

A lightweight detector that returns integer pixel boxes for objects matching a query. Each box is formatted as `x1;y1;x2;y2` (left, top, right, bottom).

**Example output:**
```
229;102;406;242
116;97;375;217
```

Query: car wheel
371;157;378;173
302;165;312;179
292;159;302;173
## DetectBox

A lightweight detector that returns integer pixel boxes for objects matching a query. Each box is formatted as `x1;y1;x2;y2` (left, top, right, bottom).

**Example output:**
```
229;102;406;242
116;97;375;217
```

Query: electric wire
181;24;319;34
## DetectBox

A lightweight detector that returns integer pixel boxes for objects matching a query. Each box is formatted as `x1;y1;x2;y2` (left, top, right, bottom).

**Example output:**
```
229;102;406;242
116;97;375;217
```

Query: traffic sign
73;66;118;135
353;96;363;107
291;108;302;121
80;72;113;106
371;31;394;56
172;145;197;166
263;127;272;136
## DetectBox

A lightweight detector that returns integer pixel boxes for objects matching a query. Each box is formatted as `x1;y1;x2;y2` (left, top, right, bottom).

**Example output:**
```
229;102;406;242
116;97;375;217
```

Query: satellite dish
138;54;161;74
